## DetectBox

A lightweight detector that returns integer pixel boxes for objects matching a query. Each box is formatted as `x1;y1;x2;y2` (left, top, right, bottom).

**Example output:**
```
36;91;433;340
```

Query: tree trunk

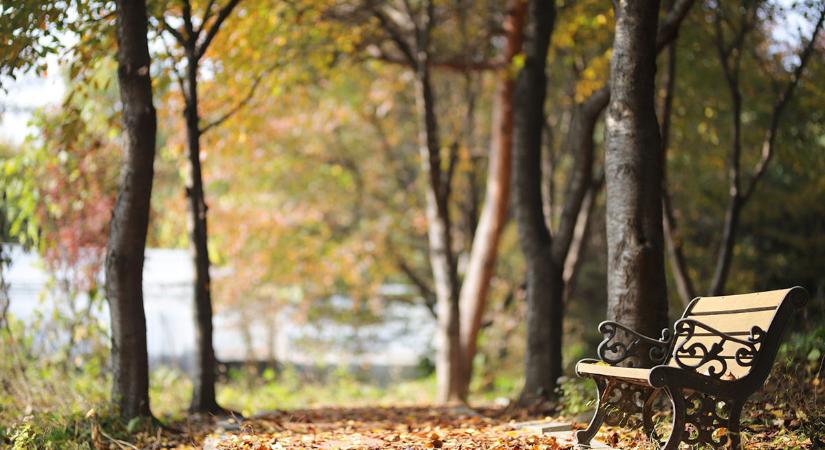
563;175;603;301
658;39;696;306
604;0;669;343
457;0;526;401
184;55;222;414
107;0;156;420
512;0;557;403
413;64;463;404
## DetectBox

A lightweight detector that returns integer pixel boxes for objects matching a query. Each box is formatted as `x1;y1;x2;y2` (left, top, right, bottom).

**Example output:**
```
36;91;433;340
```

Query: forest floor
131;396;820;450
3;327;822;449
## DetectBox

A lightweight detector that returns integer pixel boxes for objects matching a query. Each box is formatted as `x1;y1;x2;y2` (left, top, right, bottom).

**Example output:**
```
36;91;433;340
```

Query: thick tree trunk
107;0;156;420
512;0;557;403
413;65;463;404
457;0;526;400
184;57;222;414
604;0;669;343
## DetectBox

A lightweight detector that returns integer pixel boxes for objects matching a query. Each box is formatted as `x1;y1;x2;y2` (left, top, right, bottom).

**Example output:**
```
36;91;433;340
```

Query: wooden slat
689;288;791;314
690;306;775;316
576;363;651;381
683;309;776;333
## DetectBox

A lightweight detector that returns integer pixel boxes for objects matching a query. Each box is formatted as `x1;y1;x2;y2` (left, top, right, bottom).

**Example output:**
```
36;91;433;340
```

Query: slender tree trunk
659;39;696;306
604;0;669;344
706;4;822;296
457;0;527;400
563;175;603;301
184;55;222;414
107;0;156;420
512;0;557;403
413;64;463;404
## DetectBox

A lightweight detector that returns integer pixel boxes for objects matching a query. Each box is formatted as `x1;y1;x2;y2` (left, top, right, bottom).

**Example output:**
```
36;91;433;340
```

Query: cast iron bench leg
642;389;660;438
662;387;686;450
728;400;744;449
575;378;610;446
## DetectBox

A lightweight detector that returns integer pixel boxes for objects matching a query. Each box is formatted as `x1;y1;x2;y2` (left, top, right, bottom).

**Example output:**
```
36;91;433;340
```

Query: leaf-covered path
203;406;573;449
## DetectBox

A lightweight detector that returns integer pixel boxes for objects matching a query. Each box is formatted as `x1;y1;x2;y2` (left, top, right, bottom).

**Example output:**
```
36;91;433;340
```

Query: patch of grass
558;376;595;417
217;365;437;416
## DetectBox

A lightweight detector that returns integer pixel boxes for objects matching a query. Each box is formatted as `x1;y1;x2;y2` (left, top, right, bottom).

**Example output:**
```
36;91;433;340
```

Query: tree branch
198;0;218;37
392;250;437;319
741;6;825;203
196;0;242;60
372;7;417;66
200;61;281;134
656;0;696;51
182;0;196;46
160;33;189;105
562;171;603;295
162;18;187;45
371;50;503;71
658;32;697;305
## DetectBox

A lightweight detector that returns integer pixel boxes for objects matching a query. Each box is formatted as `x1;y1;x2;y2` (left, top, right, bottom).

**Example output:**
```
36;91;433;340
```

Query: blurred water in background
2;245;435;384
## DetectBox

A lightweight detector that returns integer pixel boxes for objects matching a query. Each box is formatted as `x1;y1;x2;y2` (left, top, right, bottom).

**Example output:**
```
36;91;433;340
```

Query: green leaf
126;417;143;434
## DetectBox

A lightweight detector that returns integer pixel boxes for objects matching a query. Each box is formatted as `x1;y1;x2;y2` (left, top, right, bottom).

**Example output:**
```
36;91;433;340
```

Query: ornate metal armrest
670;318;765;379
596;321;673;366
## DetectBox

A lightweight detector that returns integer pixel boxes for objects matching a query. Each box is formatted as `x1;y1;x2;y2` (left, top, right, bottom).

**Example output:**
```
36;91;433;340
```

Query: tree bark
184;53;223;414
604;0;669;344
563;174;604;301
658;37;696;306
413;64;463;403
457;0;526;400
370;0;464;403
107;0;156;420
161;0;242;414
512;0;558;403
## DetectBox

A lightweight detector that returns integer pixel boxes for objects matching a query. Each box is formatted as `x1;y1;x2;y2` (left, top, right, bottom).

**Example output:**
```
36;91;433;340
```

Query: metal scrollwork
672;319;765;379
603;382;652;427
683;392;733;447
597;321;673;367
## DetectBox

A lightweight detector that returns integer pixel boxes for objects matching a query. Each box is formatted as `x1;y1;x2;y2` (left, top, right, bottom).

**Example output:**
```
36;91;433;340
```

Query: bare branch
196;0;242;60
562;172;603;297
439;141;459;207
372;7;417;66
741;6;825;203
371;50;503;71
390;246;437;319
656;0;696;51
200;61;281;134
162;18;187;45
400;0;421;44
160;34;189;105
198;0;218;36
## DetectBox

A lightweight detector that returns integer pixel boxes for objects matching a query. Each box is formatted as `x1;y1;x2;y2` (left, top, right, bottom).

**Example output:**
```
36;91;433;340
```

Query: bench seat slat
576;362;651;382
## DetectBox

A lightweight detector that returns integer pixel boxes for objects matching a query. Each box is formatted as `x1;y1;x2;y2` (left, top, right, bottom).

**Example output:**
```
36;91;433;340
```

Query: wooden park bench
574;287;808;449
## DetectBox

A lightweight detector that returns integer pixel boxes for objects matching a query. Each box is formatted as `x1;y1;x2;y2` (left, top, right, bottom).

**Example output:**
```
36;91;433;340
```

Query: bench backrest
667;287;806;380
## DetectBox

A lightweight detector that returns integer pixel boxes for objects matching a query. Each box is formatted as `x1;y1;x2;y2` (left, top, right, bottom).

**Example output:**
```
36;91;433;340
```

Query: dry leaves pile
207;407;570;450
123;397;821;450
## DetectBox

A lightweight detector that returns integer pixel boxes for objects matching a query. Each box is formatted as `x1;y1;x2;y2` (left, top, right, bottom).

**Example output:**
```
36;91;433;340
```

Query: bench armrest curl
596;321;672;367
